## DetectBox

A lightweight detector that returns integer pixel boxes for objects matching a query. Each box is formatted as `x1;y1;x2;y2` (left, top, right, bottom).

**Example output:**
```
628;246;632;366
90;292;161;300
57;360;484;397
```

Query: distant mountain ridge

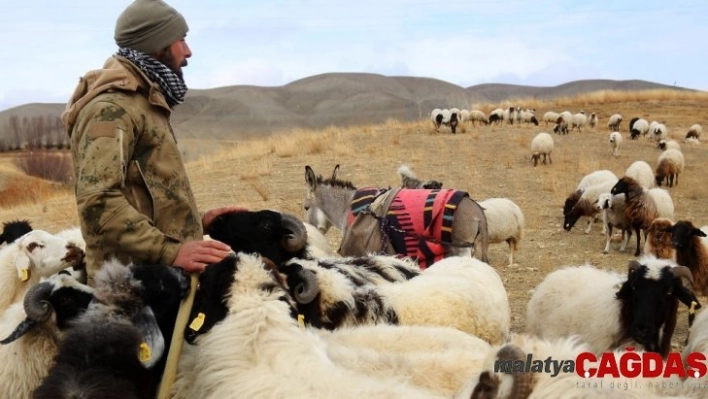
0;74;692;140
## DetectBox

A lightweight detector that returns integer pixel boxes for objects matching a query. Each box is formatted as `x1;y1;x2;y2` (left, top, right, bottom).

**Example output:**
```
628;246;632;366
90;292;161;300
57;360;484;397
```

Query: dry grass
1;90;707;349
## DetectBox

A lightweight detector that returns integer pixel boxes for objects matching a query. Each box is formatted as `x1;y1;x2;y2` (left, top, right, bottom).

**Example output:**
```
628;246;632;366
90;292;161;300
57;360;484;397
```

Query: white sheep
518;110;538;126
303;222;338;258
588;112;598;128
576;169;617;191
629;118;650;139
459;109;469;124
655;148;685;187
290;255;510;345
624;160;655;189
607;113;623;131
563;179;617;234
657;139;681;151
530;132;553;166
542;111;560;126
651;122;668;142
684;308;708;360
608;131;622;157
595;193;632;254
0;230;84;314
178;253;451;399
468;110;488;126
685;124;702;142
526;256;698;357
570;111;587;132
479;198;524;266
488;108;504;125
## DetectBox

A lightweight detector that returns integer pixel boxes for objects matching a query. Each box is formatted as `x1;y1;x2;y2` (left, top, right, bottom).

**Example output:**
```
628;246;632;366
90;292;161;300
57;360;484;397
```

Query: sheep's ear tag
189;312;205;331
614;283;622;294
19;268;29;282
690;301;698;315
297;314;305;329
138;342;151;363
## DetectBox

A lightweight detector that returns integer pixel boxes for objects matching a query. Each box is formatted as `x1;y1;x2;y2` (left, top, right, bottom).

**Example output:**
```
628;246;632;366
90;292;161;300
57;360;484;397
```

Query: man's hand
172;240;232;273
202;205;248;234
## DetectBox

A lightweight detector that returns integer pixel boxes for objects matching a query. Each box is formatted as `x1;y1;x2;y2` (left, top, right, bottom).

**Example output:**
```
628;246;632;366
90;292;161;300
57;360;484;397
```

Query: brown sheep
643;218;675;260
655;148;685;187
668;220;708;296
610;176;662;256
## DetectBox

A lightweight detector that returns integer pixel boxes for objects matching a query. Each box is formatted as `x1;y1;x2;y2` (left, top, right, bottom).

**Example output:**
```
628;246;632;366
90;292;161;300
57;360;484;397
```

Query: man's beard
159;49;187;80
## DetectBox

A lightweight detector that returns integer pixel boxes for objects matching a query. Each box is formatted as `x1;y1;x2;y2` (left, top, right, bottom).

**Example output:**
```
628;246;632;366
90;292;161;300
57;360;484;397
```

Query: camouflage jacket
62;56;202;282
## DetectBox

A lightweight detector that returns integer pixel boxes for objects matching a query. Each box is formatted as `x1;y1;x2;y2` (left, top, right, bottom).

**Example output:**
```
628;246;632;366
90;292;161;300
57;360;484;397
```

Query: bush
15;151;73;185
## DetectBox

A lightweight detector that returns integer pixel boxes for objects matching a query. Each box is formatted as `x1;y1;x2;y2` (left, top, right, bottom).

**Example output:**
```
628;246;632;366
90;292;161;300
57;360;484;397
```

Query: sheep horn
0;318;38;344
293;268;320;304
671;266;695;288
23;281;55;322
497;344;534;399
280;213;308;253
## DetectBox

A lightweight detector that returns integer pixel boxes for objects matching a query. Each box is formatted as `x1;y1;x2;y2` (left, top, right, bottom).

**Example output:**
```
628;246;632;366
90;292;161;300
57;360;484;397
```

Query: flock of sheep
1;105;707;398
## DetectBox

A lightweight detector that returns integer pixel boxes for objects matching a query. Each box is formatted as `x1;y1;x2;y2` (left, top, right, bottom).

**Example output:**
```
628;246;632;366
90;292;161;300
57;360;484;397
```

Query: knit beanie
114;0;189;55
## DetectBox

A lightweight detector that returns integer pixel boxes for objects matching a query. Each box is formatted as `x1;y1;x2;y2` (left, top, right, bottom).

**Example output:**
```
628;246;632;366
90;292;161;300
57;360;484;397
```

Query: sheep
441;108;460;133
280;255;511;346
19;260;192;398
667;220;708;297
177;252;451;399
684;308;708;360
530;132;553;166
629;117;650;139
488;108;504;125
469;110;488;126
519;110;538;126
552;117;568;135
0;219;32;245
0;230;85;315
643;217;675;260
562;170;617;233
479;198;525;266
570;111;587;132
430;108;443;131
625;160;655;189
563;179;617;234
609;131;622;157
526;256;700;357
558;111;572;126
651;122;668;142
460;109;469;124
607;113;623;131
610;176;675;256
542;111;559;126
588;112;598;128
397;164;443;190
595;193;632;254
0;273;94;399
658;139;681;151
303;222;338;258
684;124;702;142
655;148;685;187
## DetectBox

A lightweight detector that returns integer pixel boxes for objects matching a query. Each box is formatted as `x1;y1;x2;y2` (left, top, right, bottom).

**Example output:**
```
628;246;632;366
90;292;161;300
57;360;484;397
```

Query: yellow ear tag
690;301;698;315
189;312;205;331
138;342;151;363
297;314;305;329
19;268;29;282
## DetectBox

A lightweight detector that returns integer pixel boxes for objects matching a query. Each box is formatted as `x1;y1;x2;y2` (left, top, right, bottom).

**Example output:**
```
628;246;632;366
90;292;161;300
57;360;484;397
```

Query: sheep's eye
26;242;42;252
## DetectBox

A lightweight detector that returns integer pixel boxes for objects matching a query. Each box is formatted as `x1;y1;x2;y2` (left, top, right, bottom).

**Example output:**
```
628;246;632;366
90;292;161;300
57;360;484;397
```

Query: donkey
304;165;490;266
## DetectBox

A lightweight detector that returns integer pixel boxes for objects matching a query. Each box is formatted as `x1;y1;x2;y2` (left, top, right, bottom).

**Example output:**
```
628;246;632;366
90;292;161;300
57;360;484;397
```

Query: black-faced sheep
658;139;681;151
397;164;443;190
552;117;568;135
562;170;617;234
430;108;443;131
611;176;675;256
526;256;700;358
684;124;702;143
668;220;708;297
0;219;32;245
563;179;616;234
530;132;553;166
655;148;685;187
177;252;450;399
607;113;623;132
629;117;650;139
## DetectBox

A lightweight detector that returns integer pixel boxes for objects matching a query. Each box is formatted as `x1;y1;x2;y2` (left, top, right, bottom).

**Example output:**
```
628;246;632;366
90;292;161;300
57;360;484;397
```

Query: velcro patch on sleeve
88;121;117;139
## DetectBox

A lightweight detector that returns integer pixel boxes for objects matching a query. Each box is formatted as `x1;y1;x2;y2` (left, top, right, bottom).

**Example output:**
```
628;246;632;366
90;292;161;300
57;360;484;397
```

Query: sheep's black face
51;287;94;330
208;210;289;263
185;255;237;344
0;219;32;245
670;221;706;250
610;180;627;195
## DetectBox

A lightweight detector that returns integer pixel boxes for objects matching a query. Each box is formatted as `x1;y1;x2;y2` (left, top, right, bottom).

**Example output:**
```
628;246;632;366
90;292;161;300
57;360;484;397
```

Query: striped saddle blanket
344;187;468;268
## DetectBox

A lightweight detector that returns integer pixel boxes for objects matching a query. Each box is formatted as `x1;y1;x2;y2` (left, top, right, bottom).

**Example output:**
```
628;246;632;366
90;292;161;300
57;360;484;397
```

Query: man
62;0;237;284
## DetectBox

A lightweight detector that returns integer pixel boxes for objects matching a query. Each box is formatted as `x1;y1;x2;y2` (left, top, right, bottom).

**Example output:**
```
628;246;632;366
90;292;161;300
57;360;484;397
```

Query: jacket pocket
125;160;155;220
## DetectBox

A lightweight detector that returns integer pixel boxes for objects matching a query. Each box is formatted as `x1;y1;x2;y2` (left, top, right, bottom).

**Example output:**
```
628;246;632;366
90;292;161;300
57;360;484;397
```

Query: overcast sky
1;0;706;111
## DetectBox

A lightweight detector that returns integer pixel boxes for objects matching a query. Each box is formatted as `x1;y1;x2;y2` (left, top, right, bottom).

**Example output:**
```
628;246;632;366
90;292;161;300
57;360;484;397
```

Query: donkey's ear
331;164;340;180
305;166;317;189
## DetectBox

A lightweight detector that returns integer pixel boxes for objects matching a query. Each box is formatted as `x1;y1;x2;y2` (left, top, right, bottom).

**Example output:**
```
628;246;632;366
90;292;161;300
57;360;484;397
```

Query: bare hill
0;74;693;141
